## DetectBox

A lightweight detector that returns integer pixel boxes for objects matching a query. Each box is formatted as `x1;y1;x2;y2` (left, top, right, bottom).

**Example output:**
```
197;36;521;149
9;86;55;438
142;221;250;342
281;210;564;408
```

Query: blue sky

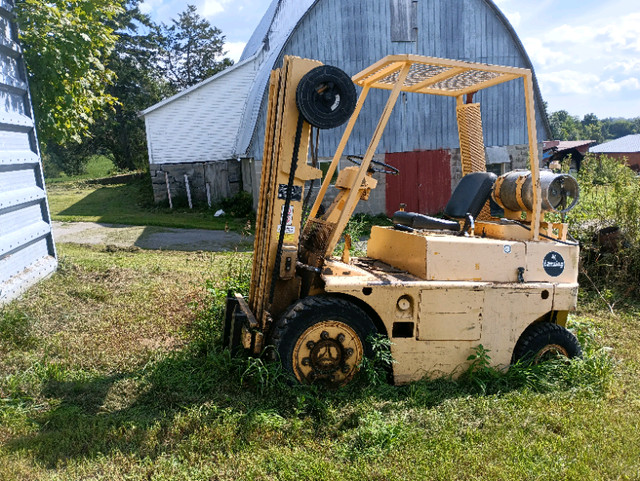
142;0;640;119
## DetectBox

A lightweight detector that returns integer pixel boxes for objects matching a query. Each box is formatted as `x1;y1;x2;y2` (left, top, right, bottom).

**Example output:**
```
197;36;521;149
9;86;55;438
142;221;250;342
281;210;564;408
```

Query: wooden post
184;174;193;209
165;172;173;209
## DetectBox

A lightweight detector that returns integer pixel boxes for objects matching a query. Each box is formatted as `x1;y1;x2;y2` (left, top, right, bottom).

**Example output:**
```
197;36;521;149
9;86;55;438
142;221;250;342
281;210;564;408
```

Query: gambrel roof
142;0;551;163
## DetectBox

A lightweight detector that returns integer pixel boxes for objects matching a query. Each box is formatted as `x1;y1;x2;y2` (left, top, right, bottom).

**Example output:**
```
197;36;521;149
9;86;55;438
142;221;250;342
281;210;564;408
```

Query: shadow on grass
5;332;609;468
52;177;250;232
4;344;486;468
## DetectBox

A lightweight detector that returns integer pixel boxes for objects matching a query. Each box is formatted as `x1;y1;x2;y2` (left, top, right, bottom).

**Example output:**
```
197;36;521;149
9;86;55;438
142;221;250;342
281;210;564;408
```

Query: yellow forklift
224;54;581;386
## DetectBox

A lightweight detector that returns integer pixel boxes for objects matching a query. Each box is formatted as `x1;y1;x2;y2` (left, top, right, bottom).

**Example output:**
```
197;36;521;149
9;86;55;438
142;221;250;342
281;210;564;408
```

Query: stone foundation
150;160;242;206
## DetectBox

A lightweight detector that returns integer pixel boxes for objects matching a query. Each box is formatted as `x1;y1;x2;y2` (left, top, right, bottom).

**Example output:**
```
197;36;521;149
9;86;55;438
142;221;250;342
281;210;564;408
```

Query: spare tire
296;65;356;130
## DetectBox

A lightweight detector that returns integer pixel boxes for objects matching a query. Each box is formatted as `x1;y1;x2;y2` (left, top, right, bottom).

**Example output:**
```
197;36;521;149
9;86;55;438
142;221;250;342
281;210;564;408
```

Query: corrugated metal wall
248;0;548;160
0;0;57;304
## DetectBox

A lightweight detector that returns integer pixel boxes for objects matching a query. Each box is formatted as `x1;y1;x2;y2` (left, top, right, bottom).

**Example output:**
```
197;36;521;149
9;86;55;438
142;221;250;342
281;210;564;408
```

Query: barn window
390;0;417;42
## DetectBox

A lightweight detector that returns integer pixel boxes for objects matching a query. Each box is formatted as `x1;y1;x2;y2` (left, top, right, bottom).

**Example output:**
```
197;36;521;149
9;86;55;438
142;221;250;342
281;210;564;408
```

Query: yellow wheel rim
534;344;569;364
292;320;364;386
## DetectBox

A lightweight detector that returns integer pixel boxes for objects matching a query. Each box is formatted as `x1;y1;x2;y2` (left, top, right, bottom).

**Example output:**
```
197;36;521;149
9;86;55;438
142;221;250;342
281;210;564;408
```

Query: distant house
141;0;551;214
590;135;640;171
543;140;594;171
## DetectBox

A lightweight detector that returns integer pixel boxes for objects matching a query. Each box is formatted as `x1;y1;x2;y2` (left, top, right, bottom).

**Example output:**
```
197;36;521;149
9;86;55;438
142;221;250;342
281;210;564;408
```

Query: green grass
46;155;119;184
1;243;638;480
47;176;250;231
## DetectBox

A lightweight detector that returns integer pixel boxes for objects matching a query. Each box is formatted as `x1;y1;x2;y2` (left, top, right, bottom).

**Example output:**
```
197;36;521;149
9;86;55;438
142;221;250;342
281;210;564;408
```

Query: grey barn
141;0;550;215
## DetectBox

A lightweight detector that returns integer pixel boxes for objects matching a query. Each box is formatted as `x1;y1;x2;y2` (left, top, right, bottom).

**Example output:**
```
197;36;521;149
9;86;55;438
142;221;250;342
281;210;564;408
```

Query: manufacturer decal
278;184;302;202
503;245;512;254
543;251;565;277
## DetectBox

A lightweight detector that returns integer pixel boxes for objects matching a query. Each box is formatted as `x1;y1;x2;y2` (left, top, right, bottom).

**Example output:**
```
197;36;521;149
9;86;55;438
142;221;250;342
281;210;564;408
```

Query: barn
0;0;57;304
141;0;551;214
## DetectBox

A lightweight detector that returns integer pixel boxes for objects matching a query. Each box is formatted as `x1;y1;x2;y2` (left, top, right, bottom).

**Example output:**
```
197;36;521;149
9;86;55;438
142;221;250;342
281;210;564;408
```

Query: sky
141;0;640;119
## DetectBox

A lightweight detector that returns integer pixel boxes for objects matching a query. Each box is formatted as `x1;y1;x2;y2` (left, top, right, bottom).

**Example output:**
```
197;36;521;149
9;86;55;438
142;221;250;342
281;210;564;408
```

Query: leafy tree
90;1;173;171
549;110;582;140
581;113;604;144
15;0;124;149
161;4;233;90
602;118;635;140
548;111;640;144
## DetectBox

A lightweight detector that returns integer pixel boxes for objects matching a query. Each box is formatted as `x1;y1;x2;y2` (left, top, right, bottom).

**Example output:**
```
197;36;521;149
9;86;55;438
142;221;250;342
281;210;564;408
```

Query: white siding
144;58;260;165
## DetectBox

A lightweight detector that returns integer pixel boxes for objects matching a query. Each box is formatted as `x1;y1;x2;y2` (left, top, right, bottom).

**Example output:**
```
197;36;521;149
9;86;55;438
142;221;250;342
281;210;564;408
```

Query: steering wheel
346;155;400;175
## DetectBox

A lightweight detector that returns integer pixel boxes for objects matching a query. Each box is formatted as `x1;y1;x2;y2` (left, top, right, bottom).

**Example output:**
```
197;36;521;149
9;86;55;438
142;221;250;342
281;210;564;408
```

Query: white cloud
599;13;640;53
523;37;571;67
225;41;247;62
543;13;640;54
537;71;601;95
501;9;521;28
605;60;640;74
201;0;233;17
140;0;164;15
598;77;640;93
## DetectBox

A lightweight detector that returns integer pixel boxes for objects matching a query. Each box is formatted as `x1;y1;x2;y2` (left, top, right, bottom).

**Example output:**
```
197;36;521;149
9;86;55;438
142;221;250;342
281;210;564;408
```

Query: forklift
225;54;582;386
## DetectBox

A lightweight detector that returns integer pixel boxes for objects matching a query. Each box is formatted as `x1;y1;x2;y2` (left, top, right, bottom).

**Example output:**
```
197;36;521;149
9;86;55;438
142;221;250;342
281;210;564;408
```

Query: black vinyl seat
393;171;497;232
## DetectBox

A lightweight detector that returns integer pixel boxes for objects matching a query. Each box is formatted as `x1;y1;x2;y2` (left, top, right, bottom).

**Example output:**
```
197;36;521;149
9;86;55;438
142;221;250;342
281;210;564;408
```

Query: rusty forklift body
225;54;581;386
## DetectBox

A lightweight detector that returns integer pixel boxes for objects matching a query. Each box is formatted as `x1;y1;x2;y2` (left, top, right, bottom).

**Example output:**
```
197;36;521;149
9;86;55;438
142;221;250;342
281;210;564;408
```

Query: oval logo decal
543;251;565;277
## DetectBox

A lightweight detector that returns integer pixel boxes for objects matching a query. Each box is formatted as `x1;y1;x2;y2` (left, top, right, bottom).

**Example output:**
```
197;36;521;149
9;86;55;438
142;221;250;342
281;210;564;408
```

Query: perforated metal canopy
352;54;530;97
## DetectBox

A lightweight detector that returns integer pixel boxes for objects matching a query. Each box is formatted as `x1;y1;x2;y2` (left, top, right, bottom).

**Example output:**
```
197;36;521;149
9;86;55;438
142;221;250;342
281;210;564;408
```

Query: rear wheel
512;322;582;365
271;296;376;386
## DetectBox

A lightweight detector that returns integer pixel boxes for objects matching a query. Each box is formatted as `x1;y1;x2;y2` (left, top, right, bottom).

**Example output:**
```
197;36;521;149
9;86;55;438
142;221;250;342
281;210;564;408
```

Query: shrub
219;191;254;218
566;154;640;301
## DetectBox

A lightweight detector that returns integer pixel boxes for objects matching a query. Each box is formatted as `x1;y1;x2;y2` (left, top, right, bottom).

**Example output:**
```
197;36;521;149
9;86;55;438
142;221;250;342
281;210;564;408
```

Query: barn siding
0;0;57;304
144;57;259;165
248;0;546;161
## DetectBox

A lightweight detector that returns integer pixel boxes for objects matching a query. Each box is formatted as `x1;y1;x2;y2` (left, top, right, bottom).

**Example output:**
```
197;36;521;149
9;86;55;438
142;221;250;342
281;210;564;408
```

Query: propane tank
493;170;579;214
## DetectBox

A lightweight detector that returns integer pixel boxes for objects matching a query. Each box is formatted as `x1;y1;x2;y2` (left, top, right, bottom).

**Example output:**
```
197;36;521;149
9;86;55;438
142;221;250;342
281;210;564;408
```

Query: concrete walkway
52;221;254;252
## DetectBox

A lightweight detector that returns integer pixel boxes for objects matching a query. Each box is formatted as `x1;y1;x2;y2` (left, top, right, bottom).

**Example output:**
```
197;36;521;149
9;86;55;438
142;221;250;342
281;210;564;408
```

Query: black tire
271;296;376;386
296;65;356;130
512;322;582;365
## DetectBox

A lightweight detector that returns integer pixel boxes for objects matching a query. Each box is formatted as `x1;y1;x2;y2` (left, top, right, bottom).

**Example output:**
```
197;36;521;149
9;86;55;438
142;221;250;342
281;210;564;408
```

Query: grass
1;243;638;480
46;155;119;184
47;176;251;232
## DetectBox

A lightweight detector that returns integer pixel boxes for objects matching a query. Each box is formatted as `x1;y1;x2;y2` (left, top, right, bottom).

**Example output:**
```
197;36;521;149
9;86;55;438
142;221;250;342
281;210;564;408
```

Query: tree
161;4;233;90
15;0;124;149
602;118;635;140
90;1;173;171
581;113;604;144
549;110;582;140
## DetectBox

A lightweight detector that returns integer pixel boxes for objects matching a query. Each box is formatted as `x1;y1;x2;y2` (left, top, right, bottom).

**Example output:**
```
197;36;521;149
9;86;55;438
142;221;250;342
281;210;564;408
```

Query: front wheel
512;322;582;365
270;296;376;387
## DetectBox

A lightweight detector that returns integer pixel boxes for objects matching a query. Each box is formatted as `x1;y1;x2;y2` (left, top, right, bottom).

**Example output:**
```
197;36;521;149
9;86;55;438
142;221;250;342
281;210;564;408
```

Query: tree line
15;0;232;175
548;111;640;145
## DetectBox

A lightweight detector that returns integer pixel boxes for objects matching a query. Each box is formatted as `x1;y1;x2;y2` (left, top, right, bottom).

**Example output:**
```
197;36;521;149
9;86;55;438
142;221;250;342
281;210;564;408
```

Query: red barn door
385;150;452;216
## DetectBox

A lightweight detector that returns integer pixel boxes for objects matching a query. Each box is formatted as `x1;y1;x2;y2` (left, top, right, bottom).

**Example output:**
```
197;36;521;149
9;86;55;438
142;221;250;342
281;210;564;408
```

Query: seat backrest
444;172;497;219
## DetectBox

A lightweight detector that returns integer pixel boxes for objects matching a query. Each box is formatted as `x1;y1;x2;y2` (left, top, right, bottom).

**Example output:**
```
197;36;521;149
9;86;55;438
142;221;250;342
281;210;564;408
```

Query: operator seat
392;171;497;232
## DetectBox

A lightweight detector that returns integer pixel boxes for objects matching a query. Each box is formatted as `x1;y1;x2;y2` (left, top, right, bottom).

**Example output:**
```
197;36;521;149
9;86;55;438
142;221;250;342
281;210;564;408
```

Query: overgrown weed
565;154;640;308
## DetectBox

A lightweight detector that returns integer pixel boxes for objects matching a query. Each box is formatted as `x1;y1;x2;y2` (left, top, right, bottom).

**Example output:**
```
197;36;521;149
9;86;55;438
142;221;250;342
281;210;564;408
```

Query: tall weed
460;319;615;396
189;252;252;354
565;154;640;304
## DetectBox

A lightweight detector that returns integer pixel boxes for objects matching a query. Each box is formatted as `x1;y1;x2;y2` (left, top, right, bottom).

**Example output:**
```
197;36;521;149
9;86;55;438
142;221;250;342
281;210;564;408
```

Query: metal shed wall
0;0;57;304
246;0;549;159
